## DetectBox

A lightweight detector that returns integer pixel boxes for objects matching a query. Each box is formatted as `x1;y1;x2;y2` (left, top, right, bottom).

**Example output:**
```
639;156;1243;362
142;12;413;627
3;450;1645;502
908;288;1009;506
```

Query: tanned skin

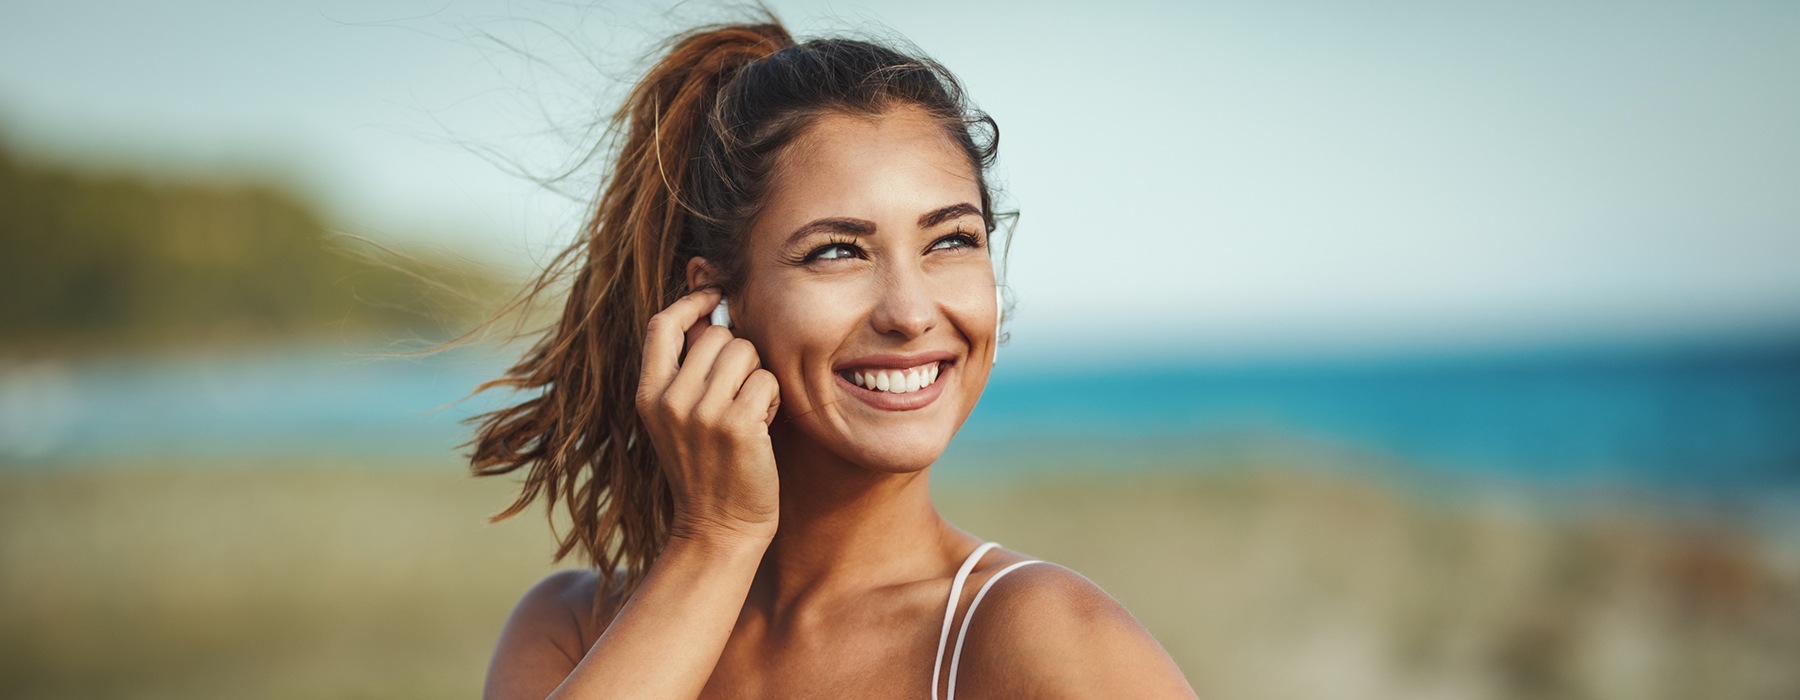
483;107;1196;700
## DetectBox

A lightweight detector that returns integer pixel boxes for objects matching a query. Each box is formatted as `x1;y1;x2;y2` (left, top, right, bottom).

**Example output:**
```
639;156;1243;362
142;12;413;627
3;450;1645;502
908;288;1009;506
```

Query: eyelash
797;230;983;264
933;230;983;252
800;235;864;263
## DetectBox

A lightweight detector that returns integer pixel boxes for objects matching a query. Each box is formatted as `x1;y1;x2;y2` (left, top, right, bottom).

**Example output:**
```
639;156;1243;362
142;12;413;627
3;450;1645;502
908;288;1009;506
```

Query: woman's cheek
935;269;997;341
747;285;852;392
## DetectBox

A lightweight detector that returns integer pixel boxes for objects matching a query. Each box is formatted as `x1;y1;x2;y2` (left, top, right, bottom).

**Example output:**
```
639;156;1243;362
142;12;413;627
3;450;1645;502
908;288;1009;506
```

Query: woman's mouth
842;362;941;394
833;354;955;411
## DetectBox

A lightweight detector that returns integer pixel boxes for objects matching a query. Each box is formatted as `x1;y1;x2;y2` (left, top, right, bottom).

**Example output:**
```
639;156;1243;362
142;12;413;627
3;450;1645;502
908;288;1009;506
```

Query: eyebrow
783;203;984;247
784;217;875;248
918;202;983;229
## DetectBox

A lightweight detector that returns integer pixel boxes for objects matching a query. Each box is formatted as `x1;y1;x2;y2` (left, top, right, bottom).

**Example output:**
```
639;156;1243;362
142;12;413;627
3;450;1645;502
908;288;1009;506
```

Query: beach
6;3;1799;696
4;461;1795;700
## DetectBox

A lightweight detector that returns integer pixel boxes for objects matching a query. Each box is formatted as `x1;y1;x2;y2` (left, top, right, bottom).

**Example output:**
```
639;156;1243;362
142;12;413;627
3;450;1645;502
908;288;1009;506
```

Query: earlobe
687;256;732;328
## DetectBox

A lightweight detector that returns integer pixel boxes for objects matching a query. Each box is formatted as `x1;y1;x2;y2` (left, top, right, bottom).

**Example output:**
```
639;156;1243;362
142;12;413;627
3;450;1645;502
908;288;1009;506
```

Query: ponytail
466;22;794;610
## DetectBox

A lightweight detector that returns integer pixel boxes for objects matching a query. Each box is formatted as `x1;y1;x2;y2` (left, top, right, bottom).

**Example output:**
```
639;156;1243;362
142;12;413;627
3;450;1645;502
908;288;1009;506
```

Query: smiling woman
467;14;1194;700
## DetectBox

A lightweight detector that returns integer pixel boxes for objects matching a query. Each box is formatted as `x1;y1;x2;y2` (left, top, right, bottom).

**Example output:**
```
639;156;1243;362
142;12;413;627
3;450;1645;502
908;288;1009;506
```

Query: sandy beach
2;461;1795;700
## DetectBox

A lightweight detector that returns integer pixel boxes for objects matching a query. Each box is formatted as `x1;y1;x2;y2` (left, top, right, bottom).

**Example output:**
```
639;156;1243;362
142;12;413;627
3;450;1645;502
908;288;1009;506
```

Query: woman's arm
557;532;766;697
484;533;768;700
484;288;782;700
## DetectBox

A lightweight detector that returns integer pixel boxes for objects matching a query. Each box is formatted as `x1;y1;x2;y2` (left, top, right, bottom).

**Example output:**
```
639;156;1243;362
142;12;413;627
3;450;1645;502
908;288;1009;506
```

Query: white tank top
930;542;1045;700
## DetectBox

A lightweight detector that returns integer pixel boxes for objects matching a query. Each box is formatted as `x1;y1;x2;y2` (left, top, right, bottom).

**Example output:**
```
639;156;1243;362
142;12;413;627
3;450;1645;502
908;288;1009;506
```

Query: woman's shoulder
522;568;627;642
487;569;624;683
961;555;1141;646
956;552;1196;698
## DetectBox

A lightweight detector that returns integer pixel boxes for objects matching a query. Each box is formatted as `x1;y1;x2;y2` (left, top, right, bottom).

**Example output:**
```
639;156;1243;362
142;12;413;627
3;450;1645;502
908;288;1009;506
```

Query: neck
747;428;965;617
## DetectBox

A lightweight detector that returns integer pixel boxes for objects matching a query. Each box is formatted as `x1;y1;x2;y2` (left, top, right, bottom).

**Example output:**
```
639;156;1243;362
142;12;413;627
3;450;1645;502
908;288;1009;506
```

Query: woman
472;18;1195;699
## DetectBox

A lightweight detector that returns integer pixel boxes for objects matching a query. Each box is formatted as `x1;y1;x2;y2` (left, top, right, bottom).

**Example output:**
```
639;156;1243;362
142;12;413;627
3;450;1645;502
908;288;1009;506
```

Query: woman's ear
685;257;723;292
686;258;732;329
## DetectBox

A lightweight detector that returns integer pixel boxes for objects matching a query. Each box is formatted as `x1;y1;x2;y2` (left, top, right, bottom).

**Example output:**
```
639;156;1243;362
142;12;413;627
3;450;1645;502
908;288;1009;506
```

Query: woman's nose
868;266;936;339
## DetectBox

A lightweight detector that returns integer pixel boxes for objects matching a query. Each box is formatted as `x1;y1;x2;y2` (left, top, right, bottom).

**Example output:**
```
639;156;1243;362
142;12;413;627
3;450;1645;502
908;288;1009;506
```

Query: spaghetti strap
932;542;997;700
946;559;1045;700
931;542;1045;700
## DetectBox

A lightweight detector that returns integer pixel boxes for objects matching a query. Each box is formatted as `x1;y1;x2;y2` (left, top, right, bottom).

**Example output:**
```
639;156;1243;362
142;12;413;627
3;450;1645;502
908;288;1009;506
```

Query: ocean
4;337;1797;500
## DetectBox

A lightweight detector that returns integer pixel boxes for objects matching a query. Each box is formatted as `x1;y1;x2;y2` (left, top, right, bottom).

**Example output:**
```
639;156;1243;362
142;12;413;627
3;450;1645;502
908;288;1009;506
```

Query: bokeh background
4;1;1799;699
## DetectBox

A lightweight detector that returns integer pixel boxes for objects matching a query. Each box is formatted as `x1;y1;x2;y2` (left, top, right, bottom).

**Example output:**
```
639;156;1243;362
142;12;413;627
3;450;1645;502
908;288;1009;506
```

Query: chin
847;439;951;474
806;422;958;474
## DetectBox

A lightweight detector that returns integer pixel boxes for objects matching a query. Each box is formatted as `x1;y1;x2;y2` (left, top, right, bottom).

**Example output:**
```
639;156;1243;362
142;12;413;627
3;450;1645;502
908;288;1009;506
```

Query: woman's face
730;105;997;474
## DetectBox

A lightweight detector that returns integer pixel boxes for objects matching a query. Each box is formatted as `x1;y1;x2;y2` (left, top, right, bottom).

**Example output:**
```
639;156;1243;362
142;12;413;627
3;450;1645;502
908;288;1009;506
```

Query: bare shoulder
483;569;624;700
953;559;1196;699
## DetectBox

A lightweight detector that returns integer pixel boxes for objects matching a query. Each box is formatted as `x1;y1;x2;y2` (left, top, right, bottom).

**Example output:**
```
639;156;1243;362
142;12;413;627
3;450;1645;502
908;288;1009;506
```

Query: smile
833;352;956;411
844;362;941;394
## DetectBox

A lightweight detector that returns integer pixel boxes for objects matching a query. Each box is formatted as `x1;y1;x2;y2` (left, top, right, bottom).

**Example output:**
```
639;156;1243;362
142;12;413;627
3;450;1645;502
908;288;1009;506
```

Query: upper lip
833;350;957;372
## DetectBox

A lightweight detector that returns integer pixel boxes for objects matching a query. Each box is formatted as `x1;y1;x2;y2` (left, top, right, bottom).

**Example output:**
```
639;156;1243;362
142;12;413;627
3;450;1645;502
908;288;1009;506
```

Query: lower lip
835;363;950;411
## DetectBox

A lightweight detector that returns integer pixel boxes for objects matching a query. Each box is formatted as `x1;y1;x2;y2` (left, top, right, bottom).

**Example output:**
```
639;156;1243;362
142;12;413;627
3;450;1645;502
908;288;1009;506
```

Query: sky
3;0;1797;362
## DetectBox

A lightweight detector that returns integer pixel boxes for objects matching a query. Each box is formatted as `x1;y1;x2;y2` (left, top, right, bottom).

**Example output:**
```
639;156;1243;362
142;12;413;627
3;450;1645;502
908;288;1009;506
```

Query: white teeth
847;362;942;394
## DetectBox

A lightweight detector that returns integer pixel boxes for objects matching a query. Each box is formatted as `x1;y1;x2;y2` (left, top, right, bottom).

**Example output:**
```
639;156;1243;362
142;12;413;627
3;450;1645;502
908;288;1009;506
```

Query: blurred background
3;1;1798;698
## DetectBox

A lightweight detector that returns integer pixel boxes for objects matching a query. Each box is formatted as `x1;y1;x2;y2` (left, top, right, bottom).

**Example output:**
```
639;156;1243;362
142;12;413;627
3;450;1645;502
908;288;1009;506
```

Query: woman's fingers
682;298;721;353
665;325;735;406
732;369;782;426
698;338;762;409
640;288;723;398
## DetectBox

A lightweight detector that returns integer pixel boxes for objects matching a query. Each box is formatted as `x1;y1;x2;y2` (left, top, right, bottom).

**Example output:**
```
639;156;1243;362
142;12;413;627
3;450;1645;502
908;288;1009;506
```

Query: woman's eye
929;232;980;251
808;243;861;262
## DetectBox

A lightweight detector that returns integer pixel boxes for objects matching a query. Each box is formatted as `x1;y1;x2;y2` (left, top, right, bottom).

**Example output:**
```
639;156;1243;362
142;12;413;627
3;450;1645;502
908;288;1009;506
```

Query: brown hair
466;16;1003;609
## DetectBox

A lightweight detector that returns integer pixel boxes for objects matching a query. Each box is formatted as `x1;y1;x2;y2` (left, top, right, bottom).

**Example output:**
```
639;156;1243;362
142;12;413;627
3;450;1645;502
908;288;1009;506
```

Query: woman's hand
636;288;782;546
492;289;779;700
488;289;780;700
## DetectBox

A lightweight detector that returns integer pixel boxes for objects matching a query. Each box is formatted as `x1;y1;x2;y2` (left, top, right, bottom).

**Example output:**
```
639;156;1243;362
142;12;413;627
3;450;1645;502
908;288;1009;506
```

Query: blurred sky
3;0;1797;361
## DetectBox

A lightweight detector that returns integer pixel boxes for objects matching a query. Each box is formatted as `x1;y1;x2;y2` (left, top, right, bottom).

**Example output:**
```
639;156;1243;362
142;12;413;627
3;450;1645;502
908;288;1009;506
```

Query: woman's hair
465;16;1002;610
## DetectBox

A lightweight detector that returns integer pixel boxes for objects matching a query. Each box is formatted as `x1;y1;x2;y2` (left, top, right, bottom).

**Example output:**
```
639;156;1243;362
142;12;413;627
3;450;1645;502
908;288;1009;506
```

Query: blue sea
3;337;1797;500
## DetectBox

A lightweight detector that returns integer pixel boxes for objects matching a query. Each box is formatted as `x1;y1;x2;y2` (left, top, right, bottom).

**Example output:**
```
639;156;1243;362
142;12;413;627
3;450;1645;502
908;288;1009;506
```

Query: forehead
753;107;981;238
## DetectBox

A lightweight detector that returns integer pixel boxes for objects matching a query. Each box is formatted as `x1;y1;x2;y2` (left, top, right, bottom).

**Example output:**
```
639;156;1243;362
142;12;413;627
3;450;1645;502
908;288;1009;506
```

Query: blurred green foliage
0;141;508;353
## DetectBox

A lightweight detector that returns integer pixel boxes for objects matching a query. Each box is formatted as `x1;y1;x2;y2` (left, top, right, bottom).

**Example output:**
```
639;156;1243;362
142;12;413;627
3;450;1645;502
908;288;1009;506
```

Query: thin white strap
946;559;1046;700
932;542;999;700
